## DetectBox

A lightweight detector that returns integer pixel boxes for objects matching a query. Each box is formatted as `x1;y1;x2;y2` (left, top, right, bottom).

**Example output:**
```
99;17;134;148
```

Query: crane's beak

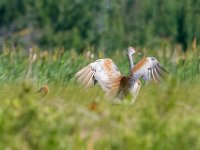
136;52;143;55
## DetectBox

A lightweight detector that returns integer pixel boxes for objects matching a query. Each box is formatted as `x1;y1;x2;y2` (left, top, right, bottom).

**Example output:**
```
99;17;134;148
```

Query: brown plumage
75;47;167;104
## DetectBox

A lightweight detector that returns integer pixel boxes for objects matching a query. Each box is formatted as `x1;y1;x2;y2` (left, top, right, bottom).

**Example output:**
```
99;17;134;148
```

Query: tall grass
0;45;200;149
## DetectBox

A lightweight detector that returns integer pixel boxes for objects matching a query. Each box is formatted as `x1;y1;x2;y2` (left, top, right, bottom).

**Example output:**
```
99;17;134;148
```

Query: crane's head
128;47;142;56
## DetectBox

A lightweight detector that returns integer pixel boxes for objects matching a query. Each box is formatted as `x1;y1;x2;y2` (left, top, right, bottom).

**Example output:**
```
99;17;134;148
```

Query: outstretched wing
75;58;121;93
131;57;167;83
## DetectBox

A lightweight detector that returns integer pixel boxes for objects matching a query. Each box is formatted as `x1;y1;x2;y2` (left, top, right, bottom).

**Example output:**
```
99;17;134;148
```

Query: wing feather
152;68;159;83
132;57;167;83
82;69;95;87
76;66;93;86
157;63;168;73
76;66;89;79
75;58;122;93
154;65;162;77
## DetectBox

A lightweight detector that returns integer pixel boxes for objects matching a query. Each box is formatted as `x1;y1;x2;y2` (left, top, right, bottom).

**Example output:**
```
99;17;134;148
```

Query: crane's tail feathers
75;66;95;88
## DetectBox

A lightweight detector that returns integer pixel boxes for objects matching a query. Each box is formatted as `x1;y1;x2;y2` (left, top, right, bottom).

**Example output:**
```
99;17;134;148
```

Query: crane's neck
127;53;134;72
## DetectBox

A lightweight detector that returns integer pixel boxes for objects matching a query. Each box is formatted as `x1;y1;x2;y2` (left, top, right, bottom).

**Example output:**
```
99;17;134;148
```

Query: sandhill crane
75;47;167;104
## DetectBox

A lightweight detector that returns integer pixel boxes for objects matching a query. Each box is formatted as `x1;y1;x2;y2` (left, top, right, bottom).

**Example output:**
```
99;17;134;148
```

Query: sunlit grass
0;79;200;149
0;46;200;149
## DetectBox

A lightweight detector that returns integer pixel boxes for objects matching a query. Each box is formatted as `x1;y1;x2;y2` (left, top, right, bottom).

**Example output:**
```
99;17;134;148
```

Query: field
0;45;200;150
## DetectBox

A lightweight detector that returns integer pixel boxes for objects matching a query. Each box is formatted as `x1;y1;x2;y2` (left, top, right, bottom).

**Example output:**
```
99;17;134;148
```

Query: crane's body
75;47;167;104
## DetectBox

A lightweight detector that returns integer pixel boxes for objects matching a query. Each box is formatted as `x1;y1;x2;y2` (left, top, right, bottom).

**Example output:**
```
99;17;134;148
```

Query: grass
0;45;200;149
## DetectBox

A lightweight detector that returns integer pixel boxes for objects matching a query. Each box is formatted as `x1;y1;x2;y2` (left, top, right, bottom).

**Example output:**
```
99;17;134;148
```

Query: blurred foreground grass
0;80;200;150
0;46;200;149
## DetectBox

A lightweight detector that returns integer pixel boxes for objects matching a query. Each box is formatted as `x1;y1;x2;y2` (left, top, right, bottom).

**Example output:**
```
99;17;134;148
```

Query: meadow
0;44;200;150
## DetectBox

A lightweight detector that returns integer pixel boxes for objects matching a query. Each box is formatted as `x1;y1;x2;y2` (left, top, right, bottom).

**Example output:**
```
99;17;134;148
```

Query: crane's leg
112;97;123;105
130;81;141;105
130;93;139;105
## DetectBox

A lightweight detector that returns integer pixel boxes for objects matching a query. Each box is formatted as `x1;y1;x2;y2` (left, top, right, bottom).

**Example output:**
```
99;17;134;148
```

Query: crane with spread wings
75;47;167;104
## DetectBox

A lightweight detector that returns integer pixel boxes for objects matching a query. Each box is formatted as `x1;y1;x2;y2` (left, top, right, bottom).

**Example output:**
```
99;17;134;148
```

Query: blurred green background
0;0;200;51
0;0;200;150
